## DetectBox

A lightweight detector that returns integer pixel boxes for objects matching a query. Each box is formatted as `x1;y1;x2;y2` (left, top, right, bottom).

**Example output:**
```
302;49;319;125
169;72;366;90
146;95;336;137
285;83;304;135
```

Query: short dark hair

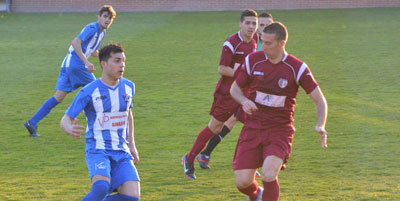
99;5;116;19
240;9;258;22
263;22;288;42
99;43;125;63
259;12;273;20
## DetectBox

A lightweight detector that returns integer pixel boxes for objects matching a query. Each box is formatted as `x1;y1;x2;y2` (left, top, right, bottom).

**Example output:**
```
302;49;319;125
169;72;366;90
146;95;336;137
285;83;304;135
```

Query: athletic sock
237;180;259;201
30;96;59;126
81;180;110;201
262;179;280;201
201;125;230;156
103;193;139;201
186;126;215;163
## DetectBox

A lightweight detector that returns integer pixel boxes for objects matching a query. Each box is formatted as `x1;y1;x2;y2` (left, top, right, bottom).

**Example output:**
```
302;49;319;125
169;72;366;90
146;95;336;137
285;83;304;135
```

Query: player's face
103;52;126;80
98;12;115;30
257;17;273;35
240;16;258;38
261;32;285;58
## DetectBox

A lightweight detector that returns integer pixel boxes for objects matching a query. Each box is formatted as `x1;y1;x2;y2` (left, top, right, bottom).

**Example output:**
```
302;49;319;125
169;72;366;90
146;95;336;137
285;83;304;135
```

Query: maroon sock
186;126;215;162
237;180;259;201
262;179;280;201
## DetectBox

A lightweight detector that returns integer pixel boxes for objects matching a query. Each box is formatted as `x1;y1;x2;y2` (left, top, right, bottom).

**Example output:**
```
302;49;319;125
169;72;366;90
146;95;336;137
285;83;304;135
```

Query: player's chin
247;31;256;36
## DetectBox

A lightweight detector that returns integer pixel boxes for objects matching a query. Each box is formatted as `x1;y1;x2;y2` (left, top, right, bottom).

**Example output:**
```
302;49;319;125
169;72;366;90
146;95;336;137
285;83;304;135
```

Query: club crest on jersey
124;93;131;103
278;78;288;88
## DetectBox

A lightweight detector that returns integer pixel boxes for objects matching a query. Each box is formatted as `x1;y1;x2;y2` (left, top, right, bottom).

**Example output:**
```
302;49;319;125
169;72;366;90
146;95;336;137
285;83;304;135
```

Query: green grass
0;8;399;200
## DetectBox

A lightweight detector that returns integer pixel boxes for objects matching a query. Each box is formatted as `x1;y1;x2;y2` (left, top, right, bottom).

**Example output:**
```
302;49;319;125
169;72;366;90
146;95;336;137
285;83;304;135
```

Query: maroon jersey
236;51;318;128
215;31;258;96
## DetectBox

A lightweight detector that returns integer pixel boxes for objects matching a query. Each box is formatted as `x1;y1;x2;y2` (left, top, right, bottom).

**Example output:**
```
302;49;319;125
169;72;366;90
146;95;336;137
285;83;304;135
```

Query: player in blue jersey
60;44;140;201
24;5;116;137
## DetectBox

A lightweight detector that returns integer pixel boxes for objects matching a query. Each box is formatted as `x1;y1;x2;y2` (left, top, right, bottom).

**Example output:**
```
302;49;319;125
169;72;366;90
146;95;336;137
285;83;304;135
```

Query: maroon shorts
210;94;239;122
233;125;294;170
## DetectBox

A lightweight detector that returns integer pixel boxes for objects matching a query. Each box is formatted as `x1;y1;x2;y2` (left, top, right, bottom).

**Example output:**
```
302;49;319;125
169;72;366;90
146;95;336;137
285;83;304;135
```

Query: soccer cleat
196;153;211;169
248;186;263;201
255;170;261;178
181;154;196;180
24;120;40;137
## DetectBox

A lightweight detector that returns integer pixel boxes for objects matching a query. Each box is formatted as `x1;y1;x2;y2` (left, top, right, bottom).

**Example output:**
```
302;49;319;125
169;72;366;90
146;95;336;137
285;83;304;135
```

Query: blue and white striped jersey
61;22;106;68
66;78;135;152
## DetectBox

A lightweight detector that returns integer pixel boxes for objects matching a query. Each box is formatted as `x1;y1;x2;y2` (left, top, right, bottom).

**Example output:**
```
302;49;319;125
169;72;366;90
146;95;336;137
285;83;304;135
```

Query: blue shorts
56;66;95;92
85;149;140;192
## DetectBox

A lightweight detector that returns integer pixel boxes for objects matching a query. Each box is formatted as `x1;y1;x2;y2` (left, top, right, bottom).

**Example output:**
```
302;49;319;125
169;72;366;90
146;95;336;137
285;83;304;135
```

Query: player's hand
242;100;258;115
315;126;328;148
129;145;140;165
67;119;85;139
85;61;95;73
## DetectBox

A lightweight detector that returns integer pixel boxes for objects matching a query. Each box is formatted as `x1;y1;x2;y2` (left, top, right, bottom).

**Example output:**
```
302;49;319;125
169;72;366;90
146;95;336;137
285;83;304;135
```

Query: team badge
278;78;288;88
124;93;131;103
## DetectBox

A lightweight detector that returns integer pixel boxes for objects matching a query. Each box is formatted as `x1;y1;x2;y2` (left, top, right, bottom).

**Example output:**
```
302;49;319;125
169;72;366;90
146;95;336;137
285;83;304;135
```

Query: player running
25;5;116;137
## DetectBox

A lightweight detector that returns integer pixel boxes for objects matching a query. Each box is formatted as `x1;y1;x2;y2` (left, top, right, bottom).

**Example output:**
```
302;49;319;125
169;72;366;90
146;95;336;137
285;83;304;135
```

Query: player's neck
100;76;119;88
267;49;285;64
240;31;253;43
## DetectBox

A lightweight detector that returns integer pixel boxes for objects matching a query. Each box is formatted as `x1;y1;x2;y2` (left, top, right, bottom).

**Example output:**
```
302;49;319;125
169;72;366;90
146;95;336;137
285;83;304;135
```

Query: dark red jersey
236;51;318;128
215;31;258;96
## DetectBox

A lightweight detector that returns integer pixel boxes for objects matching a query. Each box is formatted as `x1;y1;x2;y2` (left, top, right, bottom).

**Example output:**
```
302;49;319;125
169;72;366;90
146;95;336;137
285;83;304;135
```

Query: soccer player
198;12;274;171
256;12;274;50
60;43;140;201
182;9;258;180
231;22;328;201
24;5;116;137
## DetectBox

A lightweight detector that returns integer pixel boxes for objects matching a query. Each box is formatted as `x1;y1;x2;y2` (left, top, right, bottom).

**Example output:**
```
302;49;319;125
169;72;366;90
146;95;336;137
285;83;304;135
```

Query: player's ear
280;39;286;47
100;60;106;69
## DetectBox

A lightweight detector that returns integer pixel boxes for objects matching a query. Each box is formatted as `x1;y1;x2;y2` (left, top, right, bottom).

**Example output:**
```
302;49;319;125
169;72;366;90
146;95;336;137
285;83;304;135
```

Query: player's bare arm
128;110;139;164
309;86;328;148
60;114;85;139
230;81;258;115
218;65;235;77
71;37;95;73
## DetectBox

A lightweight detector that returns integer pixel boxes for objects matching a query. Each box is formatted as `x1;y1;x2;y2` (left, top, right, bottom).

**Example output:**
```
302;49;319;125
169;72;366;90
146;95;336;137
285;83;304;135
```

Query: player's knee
262;170;278;182
118;181;140;199
54;91;68;103
235;177;253;189
54;95;65;103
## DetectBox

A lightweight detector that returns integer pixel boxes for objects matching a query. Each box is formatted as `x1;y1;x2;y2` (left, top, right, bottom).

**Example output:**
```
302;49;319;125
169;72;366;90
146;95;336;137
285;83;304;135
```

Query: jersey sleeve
235;55;251;88
297;63;319;94
66;89;91;118
130;82;135;109
219;41;234;66
77;24;97;42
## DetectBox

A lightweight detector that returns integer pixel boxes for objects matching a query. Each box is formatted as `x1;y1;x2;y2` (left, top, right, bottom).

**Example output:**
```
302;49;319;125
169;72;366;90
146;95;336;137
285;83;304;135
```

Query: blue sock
30;96;59;126
103;193;139;201
82;180;110;201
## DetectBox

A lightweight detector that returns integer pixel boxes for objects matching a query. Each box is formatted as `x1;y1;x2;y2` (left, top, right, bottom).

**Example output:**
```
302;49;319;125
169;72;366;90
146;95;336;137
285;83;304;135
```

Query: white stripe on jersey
85;32;98;58
238;31;243;41
245;55;251;75
91;88;105;149
63;46;74;68
296;63;308;84
125;84;133;107
223;41;235;53
123;84;133;151
109;88;121;150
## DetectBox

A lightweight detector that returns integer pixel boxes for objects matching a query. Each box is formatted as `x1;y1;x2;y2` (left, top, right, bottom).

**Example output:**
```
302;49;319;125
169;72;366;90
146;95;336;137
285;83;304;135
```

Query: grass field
0;7;399;201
